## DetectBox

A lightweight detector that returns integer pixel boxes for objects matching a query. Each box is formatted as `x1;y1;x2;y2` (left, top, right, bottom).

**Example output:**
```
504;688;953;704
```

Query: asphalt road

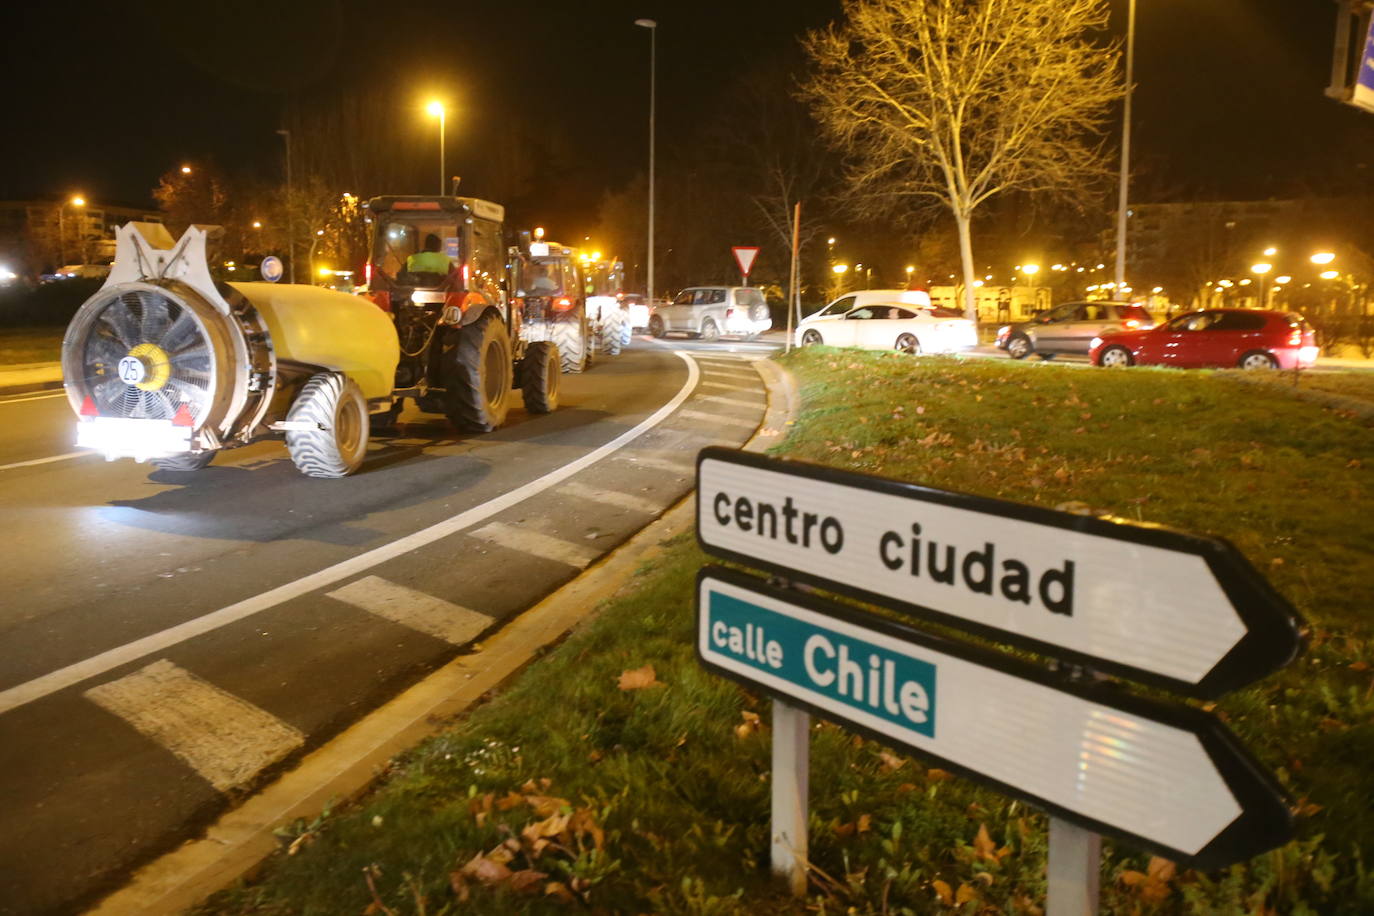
0;335;781;915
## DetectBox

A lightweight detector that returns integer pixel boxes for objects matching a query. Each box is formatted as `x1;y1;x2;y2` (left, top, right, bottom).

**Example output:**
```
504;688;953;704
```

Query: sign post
732;246;760;286
693;447;1303;904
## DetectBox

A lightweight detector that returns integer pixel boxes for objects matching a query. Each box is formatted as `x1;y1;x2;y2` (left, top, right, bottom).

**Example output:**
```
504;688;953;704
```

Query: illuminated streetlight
252;220;262;229
1310;251;1336;265
426;100;446;195
1262;246;1277;257
827;237;836;246
832;263;849;274
70;196;85;207
1021;263;1040;276
1238;278;1251;286
534;226;545;240
1251;261;1272;308
905;265;914;276
1152;286;1163;294
1320;269;1339;280
1275;275;1291;284
181;165;192;175
1218;279;1233;288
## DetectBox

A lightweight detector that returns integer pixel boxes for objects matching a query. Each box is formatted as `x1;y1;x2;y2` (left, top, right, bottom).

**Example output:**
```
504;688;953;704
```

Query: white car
796;301;977;354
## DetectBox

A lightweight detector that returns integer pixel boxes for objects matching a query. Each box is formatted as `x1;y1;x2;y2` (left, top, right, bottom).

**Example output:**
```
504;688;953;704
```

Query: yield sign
732;246;760;277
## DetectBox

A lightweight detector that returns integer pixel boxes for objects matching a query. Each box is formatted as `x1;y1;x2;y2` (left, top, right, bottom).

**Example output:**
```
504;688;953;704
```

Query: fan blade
100;299;141;347
140;296;171;343
158;308;198;352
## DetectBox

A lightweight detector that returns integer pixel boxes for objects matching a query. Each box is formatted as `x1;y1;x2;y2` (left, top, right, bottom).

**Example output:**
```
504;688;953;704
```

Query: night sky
2;0;1368;211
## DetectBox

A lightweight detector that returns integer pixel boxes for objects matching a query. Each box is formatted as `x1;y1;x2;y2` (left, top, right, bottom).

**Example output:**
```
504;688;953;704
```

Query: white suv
648;286;772;340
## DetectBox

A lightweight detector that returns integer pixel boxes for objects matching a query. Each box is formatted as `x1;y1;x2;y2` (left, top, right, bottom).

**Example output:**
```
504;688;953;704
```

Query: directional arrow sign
696;447;1303;699
697;568;1293;869
732;246;759;277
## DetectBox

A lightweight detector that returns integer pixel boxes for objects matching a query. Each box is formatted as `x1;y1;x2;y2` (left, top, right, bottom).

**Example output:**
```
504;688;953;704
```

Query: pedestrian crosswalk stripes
469;522;601;569
560;481;662;515
694;393;763;409
327;576;495;645
612;452;694;475
84;660;304;793
698;380;754;392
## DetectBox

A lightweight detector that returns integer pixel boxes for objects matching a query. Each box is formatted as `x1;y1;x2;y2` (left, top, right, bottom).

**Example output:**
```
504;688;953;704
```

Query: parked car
797;301;977;354
1090;308;1318;370
648;286;772;340
997;300;1154;359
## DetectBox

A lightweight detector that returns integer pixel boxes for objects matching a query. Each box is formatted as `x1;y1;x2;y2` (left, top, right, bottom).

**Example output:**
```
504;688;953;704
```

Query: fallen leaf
460;853;512;885
927;768;952;782
522;810;571;843
508;869;548;894
956;882;979;904
524;794;571;817
495;791;525;811
544;881;576;903
878;750;906;772
973;823;998;863
617;665;664;690
932;879;954;905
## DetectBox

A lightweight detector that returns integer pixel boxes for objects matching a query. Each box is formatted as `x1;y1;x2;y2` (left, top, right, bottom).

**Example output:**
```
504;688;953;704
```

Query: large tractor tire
520;340;561;414
442;312;512;433
153;452;217;472
619;308;632;348
552;310;589;373
597;307;626;357
285;372;369;478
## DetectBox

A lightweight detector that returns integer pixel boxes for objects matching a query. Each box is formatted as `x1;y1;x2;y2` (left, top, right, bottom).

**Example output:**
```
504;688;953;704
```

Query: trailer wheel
442;312;512;432
552;310;588;373
286;372;369;478
153;452;216;472
520;340;561;414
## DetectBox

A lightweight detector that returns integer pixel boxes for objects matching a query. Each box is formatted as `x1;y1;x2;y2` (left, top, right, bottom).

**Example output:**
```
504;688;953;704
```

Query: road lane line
470;522;601;569
612;453;693;474
560;481;662;515
84;660;304;793
0;352;700;716
678;408;758;428
699;380;753;392
694;393;763;408
327;576;494;645
0;450;88;472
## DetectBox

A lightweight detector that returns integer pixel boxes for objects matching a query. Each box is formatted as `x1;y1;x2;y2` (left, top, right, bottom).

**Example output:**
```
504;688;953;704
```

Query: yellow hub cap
120;342;172;391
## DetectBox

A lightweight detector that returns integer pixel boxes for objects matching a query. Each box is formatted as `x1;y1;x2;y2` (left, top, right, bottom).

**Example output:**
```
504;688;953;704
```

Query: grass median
197;349;1374;915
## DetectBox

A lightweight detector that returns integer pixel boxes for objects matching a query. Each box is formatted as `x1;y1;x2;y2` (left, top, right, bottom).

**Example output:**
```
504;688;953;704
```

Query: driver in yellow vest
406;234;453;275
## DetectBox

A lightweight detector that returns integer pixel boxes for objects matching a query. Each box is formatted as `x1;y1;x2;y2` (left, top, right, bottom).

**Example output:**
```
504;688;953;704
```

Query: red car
1089;309;1318;370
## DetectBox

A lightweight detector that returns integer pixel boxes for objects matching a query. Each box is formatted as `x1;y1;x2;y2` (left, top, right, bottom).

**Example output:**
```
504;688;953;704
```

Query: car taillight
1287;329;1302;346
553;296;574;311
364;261;372;286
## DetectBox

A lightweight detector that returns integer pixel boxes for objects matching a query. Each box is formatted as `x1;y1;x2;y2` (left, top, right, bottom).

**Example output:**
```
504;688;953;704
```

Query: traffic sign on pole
696;448;1303;699
733;246;760;279
696;567;1294;869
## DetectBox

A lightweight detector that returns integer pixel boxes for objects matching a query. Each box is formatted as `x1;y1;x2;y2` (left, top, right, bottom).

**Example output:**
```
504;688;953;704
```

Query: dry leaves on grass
617;664;665;690
735;709;762;740
1119;856;1177;904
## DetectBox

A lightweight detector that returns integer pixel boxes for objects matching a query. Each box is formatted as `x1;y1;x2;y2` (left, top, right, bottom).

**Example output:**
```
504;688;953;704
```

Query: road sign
696;568;1293;869
732;246;759;277
260;255;283;283
696;447;1302;699
1354;13;1374;114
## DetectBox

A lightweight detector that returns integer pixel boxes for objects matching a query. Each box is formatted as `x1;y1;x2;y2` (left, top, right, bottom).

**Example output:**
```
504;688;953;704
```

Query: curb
87;353;800;915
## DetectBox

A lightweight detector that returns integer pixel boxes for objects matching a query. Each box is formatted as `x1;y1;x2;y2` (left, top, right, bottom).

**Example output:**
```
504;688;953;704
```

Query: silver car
648;286;772;341
996;300;1154;359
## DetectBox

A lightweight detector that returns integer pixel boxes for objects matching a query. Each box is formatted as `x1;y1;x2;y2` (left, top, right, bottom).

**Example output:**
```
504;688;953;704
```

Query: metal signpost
732;246;759;286
693;447;1302;911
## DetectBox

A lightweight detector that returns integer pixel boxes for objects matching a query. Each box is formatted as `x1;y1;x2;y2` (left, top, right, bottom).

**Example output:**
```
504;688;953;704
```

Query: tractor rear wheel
598;308;625;356
286;372;369;478
520;341;561;413
442;313;512;433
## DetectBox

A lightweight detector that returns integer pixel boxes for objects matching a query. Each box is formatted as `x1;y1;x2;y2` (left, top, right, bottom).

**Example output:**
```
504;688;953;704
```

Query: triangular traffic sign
732;246;760;276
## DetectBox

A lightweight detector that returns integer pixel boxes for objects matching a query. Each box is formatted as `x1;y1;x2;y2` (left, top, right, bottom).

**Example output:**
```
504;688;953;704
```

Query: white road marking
0;390;67;405
470;522;601;569
0;450;89;472
699;380;754;393
84;660;304;793
327;576;494;645
560;481;662;515
612;453;693;475
678;408;758;428
694;394;762;409
0;352;701;716
699;367;758;380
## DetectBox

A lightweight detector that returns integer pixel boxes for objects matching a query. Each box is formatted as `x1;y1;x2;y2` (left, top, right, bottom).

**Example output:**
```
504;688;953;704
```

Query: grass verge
195;349;1373;915
0;326;63;365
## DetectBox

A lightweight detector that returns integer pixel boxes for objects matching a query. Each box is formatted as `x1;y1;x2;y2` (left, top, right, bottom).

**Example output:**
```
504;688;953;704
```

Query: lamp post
276;129;295;283
1251;262;1272;309
635;18;657;302
427;101;446;195
1114;0;1136;290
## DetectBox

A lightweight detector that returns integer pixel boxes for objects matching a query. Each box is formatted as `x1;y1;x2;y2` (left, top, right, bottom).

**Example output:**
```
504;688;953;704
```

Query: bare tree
802;0;1123;321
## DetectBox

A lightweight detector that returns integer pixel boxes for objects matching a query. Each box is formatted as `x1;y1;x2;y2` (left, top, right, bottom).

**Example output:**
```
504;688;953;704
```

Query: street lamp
1310;251;1336;265
181;165;192;175
1262;246;1277;257
1114;0;1137;289
1251;262;1272;308
635;17;657;301
426;101;446;196
276;128;295;283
